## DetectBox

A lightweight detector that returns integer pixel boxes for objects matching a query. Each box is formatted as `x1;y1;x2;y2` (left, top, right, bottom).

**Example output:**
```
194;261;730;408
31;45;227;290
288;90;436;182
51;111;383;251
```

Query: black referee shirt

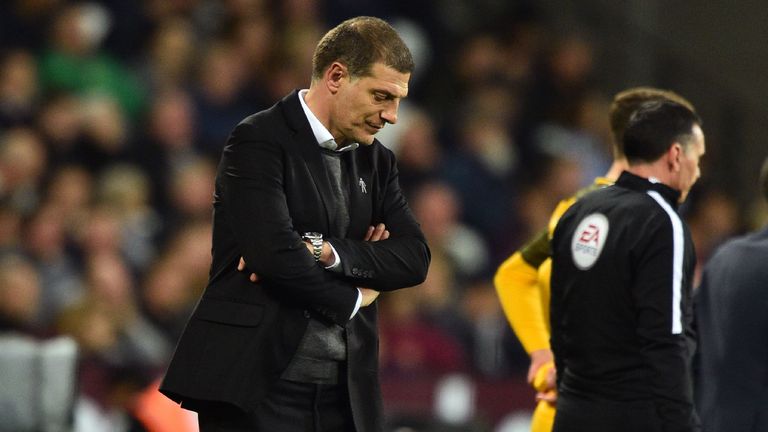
551;171;698;431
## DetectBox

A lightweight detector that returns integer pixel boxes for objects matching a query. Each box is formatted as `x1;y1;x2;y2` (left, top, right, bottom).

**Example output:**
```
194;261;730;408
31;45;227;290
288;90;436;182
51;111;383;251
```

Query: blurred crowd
0;0;761;431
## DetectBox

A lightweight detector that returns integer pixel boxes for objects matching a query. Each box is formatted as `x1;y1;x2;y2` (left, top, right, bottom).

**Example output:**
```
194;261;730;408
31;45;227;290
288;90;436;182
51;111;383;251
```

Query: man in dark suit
160;16;430;432
695;157;768;432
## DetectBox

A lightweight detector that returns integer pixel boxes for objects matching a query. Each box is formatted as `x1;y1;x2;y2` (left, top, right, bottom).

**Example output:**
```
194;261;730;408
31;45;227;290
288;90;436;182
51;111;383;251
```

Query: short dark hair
609;87;695;159
312;16;414;80
760;157;768;203
622;100;702;164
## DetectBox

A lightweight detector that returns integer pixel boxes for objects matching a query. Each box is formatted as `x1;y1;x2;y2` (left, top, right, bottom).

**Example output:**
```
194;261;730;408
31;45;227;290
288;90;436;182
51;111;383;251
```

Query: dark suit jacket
160;91;430;432
695;225;768;432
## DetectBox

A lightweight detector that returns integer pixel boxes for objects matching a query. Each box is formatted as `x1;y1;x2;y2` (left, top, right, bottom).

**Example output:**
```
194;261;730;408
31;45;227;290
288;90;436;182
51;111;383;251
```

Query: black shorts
553;393;662;432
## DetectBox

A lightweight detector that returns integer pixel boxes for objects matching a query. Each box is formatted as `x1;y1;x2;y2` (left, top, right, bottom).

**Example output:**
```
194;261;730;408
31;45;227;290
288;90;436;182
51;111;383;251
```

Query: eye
373;92;388;102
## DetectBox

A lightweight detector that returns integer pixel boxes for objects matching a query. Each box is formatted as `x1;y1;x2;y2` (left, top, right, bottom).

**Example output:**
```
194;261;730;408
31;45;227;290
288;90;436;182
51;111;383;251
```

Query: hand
359;287;380;307
364;223;390;242
356;223;388;307
527;349;554;386
529;351;557;405
535;387;557;405
237;257;259;283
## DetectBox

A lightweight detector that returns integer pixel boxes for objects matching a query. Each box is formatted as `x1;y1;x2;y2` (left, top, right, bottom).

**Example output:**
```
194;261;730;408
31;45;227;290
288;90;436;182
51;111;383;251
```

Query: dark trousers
553;393;662;432
197;379;356;432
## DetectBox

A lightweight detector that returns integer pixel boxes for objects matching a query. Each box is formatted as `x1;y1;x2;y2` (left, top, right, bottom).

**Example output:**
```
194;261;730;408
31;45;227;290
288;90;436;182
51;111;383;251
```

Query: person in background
550;100;704;431
494;87;696;432
695;157;768;432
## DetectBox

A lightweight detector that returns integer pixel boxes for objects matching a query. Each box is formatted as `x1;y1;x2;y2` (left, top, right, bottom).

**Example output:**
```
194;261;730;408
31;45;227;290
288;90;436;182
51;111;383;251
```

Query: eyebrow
374;90;397;99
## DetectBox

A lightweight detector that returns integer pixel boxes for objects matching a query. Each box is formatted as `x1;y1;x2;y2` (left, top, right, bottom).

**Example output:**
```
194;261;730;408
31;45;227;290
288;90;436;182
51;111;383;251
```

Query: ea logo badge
571;213;609;270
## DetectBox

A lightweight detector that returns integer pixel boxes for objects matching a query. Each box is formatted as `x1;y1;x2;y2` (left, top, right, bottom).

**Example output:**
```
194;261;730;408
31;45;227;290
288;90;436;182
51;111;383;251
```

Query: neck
626;159;672;185
603;158;629;181
304;87;328;123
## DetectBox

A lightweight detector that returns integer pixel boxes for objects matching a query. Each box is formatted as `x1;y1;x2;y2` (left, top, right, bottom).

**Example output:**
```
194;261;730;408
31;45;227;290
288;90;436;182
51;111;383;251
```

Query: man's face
330;62;410;146
677;124;705;202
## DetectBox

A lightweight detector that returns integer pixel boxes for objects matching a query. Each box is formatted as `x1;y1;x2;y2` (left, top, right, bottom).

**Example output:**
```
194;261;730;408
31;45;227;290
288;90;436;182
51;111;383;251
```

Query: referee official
550;100;704;432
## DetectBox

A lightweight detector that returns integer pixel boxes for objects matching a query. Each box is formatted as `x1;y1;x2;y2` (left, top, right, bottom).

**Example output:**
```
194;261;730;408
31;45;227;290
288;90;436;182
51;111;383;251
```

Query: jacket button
303;310;311;319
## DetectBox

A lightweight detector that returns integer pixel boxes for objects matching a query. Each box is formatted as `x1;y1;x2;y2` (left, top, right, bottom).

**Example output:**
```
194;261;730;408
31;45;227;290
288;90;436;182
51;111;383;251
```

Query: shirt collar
616;171;681;208
298;90;358;153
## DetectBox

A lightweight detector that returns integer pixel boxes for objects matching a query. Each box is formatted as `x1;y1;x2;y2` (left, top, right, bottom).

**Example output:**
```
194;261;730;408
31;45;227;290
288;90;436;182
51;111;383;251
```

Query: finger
381;230;390;240
535;391;557;403
250;273;258;282
370;223;386;241
238;257;246;271
364;225;374;241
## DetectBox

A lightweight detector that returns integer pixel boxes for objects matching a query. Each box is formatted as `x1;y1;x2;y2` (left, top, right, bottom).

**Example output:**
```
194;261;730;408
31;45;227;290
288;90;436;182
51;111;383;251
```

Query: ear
666;142;682;172
324;62;348;94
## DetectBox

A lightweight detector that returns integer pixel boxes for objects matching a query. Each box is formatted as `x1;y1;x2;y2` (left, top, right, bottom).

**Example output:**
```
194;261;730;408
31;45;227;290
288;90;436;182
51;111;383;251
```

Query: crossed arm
238;223;391;308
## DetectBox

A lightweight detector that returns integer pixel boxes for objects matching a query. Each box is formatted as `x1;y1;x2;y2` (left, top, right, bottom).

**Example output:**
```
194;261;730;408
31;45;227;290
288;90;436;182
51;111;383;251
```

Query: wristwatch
302;232;323;262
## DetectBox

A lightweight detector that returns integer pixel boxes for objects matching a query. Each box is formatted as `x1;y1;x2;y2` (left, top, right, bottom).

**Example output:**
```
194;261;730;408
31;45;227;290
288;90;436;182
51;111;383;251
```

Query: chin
357;135;376;145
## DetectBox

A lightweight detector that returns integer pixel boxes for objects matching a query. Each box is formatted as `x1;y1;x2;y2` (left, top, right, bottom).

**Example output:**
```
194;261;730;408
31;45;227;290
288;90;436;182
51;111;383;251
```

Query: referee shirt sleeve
631;211;698;432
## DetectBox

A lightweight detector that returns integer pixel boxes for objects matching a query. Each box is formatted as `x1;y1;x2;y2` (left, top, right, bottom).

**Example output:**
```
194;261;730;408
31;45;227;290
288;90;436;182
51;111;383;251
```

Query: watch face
303;232;323;240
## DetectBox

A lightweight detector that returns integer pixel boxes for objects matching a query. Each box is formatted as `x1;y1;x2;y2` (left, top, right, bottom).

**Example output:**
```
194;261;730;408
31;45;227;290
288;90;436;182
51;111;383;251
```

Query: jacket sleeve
696;248;768;431
632;213;698;432
221;123;358;326
326;149;430;291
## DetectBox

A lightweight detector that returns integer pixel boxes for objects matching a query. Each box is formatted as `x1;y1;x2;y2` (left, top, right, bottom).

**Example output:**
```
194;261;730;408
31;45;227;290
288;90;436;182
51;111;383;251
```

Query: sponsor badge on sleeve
571;213;609;270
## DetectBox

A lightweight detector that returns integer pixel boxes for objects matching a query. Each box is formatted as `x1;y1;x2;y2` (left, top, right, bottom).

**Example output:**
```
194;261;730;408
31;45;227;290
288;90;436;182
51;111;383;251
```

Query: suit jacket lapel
280;91;333;230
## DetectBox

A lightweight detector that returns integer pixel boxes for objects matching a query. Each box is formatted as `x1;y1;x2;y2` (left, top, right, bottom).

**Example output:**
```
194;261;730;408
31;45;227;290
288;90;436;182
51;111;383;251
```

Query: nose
381;100;399;125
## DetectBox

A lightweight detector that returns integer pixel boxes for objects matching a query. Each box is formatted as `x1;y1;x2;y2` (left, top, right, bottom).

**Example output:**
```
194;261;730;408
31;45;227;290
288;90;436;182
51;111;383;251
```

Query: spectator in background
192;40;256;158
0;253;43;335
165;158;216;237
75;95;132;174
38;3;146;120
133;87;200;217
36;92;85;169
0;252;78;431
23;203;83;327
517;33;596;160
43;164;93;233
440;81;519;257
695;157;768;432
391;108;442;195
0;49;39;128
141;17;197;92
411;181;489;281
140;256;199;346
97;164;162;272
0;127;47;214
684;186;741;286
378;280;467;377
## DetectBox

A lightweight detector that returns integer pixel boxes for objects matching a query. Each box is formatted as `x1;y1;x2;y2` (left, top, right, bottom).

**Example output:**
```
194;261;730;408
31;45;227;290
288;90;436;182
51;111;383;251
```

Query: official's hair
312;16;414;80
760;157;768;203
609;87;695;159
622;100;702;164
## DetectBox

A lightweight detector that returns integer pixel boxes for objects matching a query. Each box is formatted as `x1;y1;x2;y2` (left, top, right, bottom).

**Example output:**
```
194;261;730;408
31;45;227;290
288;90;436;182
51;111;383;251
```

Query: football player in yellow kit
494;87;696;432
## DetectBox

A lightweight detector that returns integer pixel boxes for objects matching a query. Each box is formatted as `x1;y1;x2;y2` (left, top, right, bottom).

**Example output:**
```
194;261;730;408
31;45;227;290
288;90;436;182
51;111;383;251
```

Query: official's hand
237;257;259;283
